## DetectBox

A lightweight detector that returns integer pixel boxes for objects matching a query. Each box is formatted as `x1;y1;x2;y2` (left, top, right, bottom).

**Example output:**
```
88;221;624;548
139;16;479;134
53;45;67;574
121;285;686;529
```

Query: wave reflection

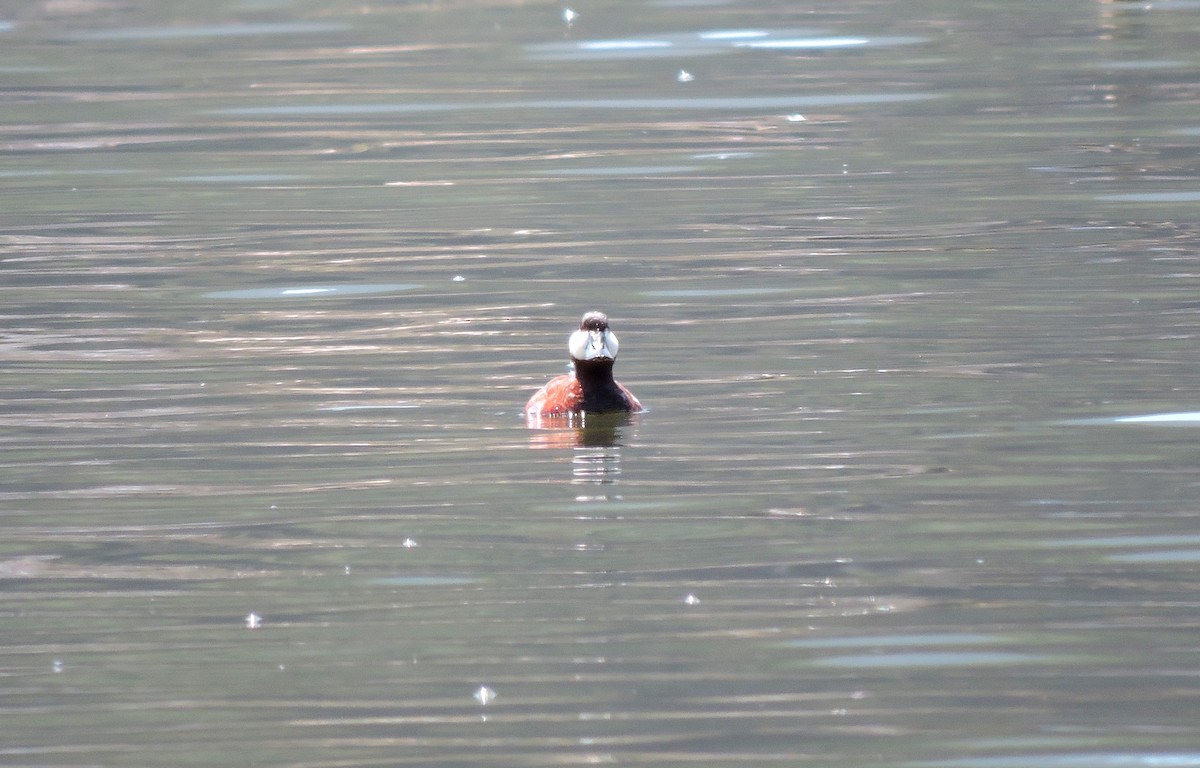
216;93;935;117
526;28;924;60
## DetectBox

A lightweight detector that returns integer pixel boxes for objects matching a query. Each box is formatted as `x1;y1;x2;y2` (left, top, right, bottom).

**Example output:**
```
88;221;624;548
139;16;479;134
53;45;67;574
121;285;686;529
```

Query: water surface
3;1;1200;766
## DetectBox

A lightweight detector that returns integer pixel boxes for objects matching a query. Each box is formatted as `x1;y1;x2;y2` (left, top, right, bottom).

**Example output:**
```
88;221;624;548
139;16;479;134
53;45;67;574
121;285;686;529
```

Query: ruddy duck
525;311;644;416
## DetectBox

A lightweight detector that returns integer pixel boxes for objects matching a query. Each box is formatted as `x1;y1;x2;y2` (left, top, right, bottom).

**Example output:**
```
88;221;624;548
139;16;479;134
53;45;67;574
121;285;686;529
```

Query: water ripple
214;93;935;116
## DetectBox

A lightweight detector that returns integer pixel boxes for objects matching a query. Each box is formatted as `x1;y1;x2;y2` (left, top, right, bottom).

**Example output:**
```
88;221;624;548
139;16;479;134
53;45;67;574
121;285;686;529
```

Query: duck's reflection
525;411;638;499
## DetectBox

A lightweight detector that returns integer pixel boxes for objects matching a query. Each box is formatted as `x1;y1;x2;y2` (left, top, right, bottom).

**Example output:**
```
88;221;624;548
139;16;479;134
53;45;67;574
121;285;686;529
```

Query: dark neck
573;359;627;412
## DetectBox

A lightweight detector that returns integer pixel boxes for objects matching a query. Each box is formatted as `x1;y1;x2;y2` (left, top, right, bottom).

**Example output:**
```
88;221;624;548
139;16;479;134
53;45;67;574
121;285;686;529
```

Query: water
3;1;1200;765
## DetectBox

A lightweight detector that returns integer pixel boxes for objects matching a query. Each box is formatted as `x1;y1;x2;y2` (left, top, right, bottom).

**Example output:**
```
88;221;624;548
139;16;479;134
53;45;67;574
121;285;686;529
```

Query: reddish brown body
525;372;643;417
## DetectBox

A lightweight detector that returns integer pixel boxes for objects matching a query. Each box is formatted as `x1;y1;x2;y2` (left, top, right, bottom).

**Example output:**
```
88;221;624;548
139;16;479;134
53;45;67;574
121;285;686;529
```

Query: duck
525;311;644;416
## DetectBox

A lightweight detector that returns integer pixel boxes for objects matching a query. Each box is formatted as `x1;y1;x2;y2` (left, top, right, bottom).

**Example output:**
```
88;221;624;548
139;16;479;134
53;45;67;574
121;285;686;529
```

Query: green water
3;1;1200;765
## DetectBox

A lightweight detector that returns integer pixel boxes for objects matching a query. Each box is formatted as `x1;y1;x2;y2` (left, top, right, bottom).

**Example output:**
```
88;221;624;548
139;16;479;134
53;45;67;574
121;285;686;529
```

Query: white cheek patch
568;329;619;360
568;330;590;360
603;330;619;358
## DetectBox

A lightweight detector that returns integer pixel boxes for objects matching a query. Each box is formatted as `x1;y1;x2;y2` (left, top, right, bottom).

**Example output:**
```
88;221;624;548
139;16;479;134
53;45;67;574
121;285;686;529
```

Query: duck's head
568;310;619;363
